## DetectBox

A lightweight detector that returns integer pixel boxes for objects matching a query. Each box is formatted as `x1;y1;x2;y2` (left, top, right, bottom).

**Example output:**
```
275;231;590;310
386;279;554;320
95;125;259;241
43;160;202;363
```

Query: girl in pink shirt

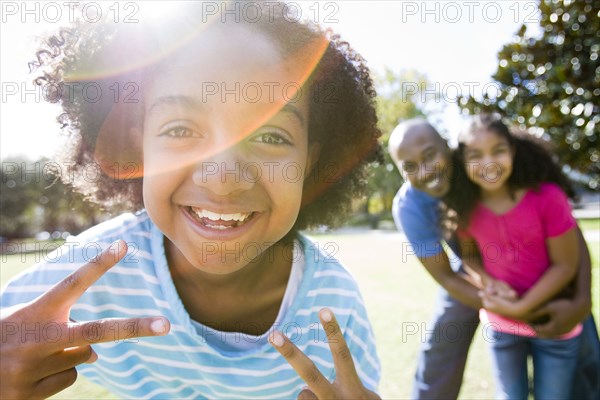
445;114;581;400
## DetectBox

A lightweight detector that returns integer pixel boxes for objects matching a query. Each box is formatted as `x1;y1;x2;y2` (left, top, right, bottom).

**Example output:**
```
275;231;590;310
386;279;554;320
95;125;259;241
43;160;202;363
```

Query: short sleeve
393;193;444;259
539;183;577;238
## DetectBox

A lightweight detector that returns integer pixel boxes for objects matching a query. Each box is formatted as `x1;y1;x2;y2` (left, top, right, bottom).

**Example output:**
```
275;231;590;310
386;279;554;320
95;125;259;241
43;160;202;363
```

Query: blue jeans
571;316;600;399
489;330;581;400
411;288;479;399
412;292;599;399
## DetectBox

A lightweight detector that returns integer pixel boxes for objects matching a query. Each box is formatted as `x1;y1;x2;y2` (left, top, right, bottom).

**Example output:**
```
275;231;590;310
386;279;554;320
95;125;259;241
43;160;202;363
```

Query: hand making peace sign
270;308;381;400
0;240;170;399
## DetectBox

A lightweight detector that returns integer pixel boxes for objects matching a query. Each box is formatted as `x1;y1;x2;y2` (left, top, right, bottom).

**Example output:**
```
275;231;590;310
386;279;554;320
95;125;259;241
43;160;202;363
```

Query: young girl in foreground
0;2;382;398
445;114;581;399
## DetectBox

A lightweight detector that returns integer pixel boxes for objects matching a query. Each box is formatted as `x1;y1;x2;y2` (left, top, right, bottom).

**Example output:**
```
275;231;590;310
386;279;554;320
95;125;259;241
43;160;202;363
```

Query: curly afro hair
443;113;576;229
30;1;382;233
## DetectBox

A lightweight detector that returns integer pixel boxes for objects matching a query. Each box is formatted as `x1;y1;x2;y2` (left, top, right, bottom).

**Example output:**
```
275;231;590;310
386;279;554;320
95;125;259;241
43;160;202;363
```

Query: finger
67;317;170;348
527;305;549;321
507;287;517;296
41;345;95;377
32;368;78;399
528;313;555;338
270;331;333;398
319;308;360;383
297;388;318;400
531;324;551;338
86;347;98;364
40;240;127;309
481;297;495;309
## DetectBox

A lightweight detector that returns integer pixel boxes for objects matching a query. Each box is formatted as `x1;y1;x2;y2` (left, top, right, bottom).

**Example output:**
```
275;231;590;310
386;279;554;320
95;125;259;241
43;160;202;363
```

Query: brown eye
251;127;292;146
159;123;202;139
423;151;436;162
403;163;417;174
162;127;192;137
256;133;288;145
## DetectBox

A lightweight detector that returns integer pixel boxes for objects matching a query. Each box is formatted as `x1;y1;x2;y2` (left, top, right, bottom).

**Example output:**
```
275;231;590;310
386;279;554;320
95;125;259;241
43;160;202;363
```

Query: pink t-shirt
459;182;580;338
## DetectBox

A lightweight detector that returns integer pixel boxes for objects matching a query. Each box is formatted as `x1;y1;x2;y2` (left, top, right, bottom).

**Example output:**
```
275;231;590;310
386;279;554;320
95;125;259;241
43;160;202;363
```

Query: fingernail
320;309;333;322
86;350;98;364
109;240;121;255
150;318;167;334
271;331;285;347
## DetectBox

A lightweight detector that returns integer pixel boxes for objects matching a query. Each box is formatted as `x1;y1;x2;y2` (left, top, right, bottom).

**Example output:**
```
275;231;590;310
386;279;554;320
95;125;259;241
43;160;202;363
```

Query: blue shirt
392;183;461;268
1;211;380;398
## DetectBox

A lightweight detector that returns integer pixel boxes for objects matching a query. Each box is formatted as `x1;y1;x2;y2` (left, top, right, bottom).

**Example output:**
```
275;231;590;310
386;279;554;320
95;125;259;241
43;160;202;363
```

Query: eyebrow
280;103;305;128
147;95;203;116
421;145;436;155
147;95;305;127
464;148;482;155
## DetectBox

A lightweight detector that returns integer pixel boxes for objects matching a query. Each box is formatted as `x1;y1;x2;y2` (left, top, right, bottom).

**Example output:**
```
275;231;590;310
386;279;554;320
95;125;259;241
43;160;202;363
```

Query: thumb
297;388;318;400
481;294;496;309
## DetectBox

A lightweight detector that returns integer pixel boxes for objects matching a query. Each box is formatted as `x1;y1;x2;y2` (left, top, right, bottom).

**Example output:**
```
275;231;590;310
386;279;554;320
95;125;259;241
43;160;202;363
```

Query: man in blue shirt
389;118;599;399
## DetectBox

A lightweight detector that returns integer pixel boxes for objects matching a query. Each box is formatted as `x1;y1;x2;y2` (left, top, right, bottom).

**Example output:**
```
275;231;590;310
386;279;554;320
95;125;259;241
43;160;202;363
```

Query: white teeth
190;208;251;222
205;224;228;230
425;177;440;189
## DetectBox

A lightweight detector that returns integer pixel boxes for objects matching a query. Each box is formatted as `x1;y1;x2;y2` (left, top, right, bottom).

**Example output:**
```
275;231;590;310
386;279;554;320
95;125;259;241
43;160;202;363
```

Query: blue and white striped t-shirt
1;211;380;398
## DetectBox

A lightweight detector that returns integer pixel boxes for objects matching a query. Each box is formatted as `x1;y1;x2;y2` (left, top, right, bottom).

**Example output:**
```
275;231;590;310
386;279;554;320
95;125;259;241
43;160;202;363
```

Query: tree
362;69;429;227
1;158;37;237
1;158;107;238
459;0;599;189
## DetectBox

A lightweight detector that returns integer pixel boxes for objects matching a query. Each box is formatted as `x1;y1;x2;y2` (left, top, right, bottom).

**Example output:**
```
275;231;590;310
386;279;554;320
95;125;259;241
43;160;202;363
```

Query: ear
305;142;321;180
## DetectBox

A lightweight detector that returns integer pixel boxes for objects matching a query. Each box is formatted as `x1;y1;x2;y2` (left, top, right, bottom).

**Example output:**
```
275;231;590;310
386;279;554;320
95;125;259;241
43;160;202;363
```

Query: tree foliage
459;0;599;189
365;69;428;220
1;158;106;238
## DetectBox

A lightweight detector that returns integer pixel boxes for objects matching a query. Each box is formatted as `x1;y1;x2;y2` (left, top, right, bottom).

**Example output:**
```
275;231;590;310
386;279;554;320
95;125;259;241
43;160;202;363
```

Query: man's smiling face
390;123;453;198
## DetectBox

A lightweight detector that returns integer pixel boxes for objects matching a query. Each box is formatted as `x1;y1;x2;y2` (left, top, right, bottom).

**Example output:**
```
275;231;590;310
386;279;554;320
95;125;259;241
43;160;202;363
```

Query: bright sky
0;0;540;160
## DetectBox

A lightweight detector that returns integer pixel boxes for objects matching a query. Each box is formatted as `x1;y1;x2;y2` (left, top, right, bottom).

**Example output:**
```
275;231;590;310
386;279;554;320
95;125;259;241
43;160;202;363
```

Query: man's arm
457;235;493;289
393;190;481;309
418;251;482;309
570;226;592;313
527;226;592;336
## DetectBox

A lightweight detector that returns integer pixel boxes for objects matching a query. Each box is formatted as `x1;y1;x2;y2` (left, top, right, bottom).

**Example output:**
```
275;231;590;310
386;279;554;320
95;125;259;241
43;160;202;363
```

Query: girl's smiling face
141;25;318;274
461;128;514;193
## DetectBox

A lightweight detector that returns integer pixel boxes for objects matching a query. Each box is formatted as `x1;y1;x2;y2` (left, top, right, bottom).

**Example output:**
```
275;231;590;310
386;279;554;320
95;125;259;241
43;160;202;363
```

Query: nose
191;144;256;195
420;161;439;180
480;154;496;171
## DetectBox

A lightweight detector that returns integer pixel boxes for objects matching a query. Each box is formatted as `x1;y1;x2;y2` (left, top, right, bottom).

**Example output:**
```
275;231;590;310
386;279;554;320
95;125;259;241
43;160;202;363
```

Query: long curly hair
30;1;382;233
444;114;576;229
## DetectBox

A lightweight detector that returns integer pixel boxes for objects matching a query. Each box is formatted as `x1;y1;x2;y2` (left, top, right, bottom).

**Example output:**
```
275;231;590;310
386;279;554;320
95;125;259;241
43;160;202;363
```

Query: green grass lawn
1;221;598;399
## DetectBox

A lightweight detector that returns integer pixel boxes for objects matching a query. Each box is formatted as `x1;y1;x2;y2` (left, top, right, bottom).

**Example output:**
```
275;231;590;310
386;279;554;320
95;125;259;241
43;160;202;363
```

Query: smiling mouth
186;207;256;230
424;176;440;190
